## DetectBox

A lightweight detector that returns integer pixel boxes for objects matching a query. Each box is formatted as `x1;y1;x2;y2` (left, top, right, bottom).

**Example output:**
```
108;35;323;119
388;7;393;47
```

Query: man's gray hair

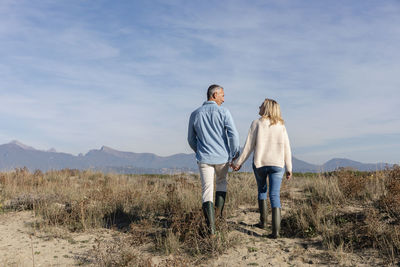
207;84;223;100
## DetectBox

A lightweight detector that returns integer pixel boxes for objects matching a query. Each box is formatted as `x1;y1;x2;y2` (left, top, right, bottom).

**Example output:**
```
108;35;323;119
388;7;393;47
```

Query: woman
232;98;292;238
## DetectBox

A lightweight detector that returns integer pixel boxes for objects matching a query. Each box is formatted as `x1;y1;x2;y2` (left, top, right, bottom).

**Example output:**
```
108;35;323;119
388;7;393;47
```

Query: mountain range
0;140;392;174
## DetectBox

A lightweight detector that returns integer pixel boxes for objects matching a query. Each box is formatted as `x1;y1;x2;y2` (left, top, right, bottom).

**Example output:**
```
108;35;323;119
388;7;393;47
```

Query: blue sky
0;0;399;164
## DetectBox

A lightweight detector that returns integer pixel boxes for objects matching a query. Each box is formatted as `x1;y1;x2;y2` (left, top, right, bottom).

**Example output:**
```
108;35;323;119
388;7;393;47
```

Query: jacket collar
203;100;217;105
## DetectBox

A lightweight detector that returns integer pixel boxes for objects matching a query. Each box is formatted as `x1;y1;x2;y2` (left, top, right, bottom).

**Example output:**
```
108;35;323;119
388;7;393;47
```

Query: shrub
335;170;368;200
380;165;400;217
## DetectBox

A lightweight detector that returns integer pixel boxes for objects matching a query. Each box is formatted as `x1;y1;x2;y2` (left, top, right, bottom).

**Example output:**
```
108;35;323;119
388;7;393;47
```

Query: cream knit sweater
234;118;292;172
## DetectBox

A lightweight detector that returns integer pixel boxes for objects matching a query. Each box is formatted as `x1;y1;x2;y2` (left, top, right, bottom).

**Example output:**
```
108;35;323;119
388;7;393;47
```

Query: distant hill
320;158;390;172
0;141;86;171
0;141;392;174
0;141;197;174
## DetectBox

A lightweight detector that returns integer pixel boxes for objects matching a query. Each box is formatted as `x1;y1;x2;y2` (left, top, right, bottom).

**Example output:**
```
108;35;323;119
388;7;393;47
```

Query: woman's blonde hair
260;98;284;125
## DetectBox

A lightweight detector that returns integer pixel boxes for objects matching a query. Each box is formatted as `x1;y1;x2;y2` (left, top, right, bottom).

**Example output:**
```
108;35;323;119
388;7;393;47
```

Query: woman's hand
286;171;292;180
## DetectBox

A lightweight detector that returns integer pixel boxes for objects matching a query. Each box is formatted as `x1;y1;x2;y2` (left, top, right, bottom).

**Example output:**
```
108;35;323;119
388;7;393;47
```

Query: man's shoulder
219;105;230;112
212;105;233;117
215;106;234;120
193;103;229;114
190;105;204;115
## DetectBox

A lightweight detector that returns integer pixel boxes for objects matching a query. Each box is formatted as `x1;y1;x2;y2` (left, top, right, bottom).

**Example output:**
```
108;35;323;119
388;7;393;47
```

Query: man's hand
232;152;239;162
286;171;292;180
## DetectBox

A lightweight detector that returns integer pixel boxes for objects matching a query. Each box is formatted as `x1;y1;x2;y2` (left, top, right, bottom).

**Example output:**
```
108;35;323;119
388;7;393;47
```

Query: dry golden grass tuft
380;165;400;216
282;167;400;264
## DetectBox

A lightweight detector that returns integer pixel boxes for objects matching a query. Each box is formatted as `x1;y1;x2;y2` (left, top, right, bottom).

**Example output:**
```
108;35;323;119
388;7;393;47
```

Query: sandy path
208;206;323;267
206;205;385;267
0;209;324;267
0;211;111;266
0;207;387;266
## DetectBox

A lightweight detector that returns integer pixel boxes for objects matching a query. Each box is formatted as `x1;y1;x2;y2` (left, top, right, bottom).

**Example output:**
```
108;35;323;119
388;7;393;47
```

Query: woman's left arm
283;126;292;176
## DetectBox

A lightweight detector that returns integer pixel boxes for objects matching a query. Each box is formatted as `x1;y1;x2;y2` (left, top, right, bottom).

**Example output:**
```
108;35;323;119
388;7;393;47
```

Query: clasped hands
230;153;241;171
230;162;241;171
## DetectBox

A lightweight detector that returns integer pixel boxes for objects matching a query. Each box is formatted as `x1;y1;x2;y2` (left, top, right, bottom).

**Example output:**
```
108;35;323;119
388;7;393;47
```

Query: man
187;84;240;235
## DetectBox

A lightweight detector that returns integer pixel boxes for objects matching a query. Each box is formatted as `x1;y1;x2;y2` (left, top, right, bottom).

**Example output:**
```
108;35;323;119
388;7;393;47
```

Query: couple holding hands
188;84;292;238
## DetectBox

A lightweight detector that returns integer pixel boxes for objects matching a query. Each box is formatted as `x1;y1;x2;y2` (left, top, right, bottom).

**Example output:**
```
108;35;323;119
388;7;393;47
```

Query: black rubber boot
215;191;226;217
258;199;268;229
202;201;216;235
271;207;281;238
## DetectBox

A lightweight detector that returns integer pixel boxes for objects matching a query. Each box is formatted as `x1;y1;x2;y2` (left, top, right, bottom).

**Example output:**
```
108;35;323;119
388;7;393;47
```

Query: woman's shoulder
260;119;286;128
274;122;286;130
251;118;265;126
252;118;286;128
253;117;266;123
246;118;263;131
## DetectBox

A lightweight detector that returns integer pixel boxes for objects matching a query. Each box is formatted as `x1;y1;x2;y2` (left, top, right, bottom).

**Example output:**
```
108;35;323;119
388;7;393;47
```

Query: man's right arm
187;112;197;152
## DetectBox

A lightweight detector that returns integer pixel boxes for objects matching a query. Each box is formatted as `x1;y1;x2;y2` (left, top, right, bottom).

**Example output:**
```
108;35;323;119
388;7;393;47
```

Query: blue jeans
252;164;285;208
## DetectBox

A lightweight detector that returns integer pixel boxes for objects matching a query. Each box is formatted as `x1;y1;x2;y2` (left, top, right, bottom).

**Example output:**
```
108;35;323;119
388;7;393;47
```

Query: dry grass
282;166;400;264
1;166;400;265
0;168;250;265
380;165;400;217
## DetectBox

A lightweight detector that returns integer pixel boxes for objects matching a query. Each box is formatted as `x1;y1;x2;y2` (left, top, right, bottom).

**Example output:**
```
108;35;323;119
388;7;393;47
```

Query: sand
0;205;386;266
0;211;112;266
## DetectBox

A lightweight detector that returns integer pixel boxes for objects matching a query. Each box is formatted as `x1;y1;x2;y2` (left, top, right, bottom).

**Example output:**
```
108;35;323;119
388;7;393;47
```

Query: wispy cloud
0;0;399;163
